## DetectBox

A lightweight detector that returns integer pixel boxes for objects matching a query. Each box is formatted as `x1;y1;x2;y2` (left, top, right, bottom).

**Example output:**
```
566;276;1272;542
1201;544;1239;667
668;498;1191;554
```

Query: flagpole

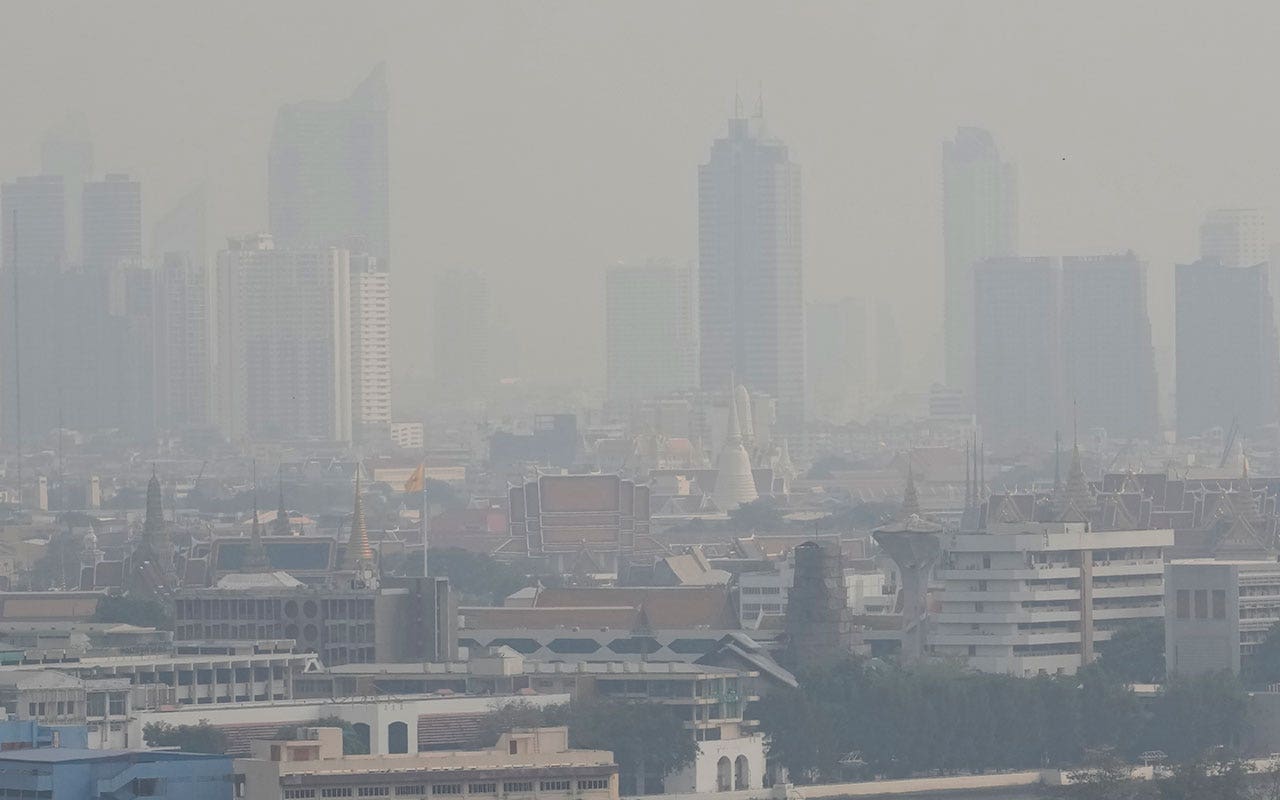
421;462;429;579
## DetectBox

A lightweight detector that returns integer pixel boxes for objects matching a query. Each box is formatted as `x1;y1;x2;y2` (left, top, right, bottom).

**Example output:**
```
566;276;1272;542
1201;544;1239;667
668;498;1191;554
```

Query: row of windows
289;780;607;799
28;701;76;717
468;636;718;656
1174;588;1228;620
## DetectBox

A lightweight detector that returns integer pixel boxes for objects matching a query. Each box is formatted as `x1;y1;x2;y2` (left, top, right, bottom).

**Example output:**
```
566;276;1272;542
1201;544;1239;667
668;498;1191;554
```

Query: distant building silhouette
269;65;389;265
1176;259;1280;438
1200;208;1266;268
216;234;353;444
39;113;92;264
82;174;141;272
806;298;901;423
1062;253;1158;439
698;106;803;428
943;128;1018;402
605;259;697;404
974;257;1061;445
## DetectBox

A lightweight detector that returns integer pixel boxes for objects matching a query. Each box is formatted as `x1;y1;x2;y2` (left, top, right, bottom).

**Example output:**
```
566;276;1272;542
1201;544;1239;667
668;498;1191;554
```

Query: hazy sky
2;1;1278;407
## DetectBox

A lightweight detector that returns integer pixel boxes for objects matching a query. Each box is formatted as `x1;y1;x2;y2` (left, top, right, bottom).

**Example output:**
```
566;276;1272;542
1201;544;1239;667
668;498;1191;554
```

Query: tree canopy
92;593;174;630
1095;619;1165;684
142;721;228;754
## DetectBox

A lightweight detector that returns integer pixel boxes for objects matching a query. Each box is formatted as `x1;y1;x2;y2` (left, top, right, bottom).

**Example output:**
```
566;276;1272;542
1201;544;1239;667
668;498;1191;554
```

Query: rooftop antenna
755;81;765;118
1054;430;1062;494
733;84;743;118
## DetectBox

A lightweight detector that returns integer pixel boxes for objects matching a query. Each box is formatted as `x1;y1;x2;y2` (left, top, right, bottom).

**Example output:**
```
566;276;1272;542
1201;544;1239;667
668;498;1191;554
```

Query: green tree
1147;673;1248;762
567;699;696;794
142;721;228;754
1246;622;1280;689
477;701;570;747
727;498;786;532
401;547;532;604
1156;752;1252;800
92;593;174;630
1096;620;1165;684
1055;751;1156;800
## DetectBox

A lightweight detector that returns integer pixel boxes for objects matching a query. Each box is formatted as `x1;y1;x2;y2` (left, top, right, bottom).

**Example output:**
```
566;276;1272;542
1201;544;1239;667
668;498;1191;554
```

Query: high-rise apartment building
269;65;390;264
1;175;66;443
1200;208;1266;268
1176;259;1279;438
153;184;208;267
698;110;803;427
973;257;1061;445
350;254;392;437
605;259;698;404
216;235;352;443
943;128;1018;400
432;269;490;404
1061;254;1158;439
153;252;214;432
82;174;141;272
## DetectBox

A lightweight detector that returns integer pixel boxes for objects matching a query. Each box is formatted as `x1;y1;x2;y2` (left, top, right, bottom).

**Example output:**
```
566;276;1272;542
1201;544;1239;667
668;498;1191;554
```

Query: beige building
350;254;391;439
236;726;619;800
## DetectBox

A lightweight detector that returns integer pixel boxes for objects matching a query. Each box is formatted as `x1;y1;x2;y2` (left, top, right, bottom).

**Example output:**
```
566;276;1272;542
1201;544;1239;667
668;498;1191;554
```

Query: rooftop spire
344;467;374;570
902;457;920;518
273;470;290;536
243;462;271;573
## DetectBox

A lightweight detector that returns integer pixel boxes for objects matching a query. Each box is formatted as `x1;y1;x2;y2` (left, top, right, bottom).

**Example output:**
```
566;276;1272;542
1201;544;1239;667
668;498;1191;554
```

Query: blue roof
0;748;227;763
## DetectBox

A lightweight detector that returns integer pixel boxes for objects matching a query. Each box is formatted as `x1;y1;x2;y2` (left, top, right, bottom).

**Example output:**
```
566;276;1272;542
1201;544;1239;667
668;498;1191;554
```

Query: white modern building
1200;208;1266;268
931;520;1173;676
215;234;352;443
605;259;698;404
350;254;391;438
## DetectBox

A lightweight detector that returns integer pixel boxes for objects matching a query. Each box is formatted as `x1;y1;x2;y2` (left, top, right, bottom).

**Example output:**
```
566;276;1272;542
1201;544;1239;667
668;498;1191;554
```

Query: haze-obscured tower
1200;209;1266;268
432;269;490;404
973;257;1060;446
153;252;214;432
698;104;803;428
216;235;352;444
152;184;208;267
1061;254;1158;439
806;298;902;423
1176;259;1279;438
39;113;92;264
269;65;389;265
82;174;141;272
943;128;1018;400
1;175;66;443
605;259;698;404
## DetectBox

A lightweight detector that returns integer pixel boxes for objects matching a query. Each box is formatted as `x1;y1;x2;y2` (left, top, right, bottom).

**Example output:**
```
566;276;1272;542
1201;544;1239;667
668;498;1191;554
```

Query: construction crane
1219;417;1240;469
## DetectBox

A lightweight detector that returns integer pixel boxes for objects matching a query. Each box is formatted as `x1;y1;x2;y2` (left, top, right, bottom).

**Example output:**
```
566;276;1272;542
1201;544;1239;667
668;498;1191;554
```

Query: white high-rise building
215;234;352;443
350;254;391;437
943;128;1018;400
1200;208;1266;267
698;108;804;428
605;259;698;404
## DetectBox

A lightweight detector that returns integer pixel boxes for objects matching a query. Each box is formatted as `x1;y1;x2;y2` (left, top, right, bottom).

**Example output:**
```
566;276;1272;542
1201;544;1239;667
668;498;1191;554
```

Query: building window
431;785;462;795
285;791;317;799
578;780;610;791
321;790;354;798
1176;589;1190;619
132;778;161;797
358;789;390;797
395;788;425;797
540;781;570;792
468;784;496;795
1194;589;1208;619
509;740;519;755
502;782;534;793
1213;590;1227;619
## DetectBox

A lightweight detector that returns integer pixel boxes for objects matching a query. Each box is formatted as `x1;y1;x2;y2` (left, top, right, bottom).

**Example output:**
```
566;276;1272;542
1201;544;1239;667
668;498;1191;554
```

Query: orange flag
404;463;425;494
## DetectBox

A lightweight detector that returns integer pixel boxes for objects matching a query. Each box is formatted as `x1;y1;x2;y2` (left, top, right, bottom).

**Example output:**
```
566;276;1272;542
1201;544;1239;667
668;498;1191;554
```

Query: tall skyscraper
269;65;390;264
1;175;66;443
1176;259;1279;438
350;254;392;438
605;259;698;404
973;257;1061;445
216;235;352;443
82;174;142;272
698;108;803;427
1061;254;1159;439
1200;208;1266;268
943;128;1018;399
153;252;214;432
432;269;490;404
39;113;92;265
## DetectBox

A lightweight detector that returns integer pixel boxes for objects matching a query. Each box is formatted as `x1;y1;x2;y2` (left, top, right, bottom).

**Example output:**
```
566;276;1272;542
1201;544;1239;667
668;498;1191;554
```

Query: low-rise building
1165;559;1280;676
238;726;618;800
0;747;234;800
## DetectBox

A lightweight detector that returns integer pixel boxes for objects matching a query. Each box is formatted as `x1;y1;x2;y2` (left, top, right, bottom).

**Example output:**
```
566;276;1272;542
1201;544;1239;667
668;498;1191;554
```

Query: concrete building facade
350;254;392;438
1164;559;1280;677
606;259;698;404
